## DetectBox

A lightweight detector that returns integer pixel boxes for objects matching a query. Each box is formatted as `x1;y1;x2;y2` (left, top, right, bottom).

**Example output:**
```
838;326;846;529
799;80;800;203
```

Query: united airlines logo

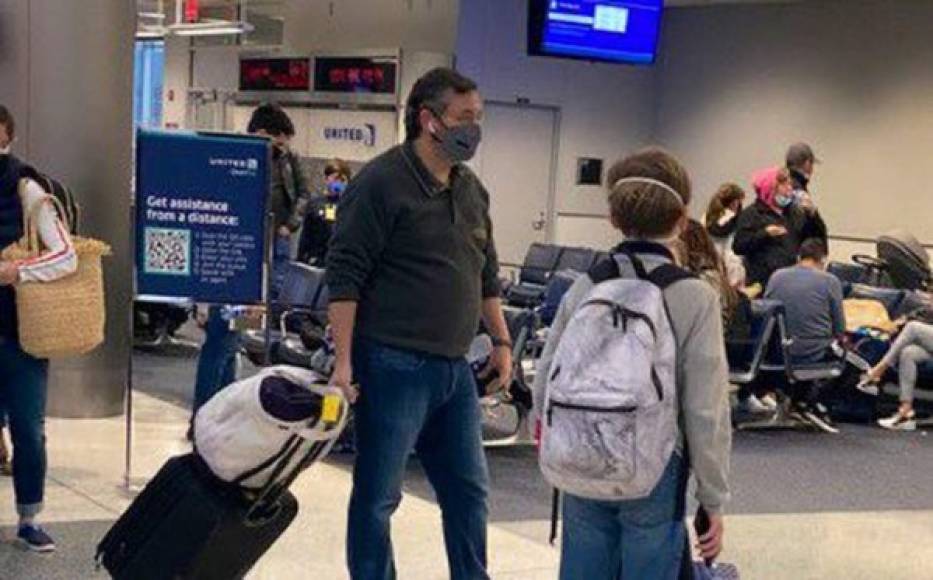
209;157;259;177
323;124;376;147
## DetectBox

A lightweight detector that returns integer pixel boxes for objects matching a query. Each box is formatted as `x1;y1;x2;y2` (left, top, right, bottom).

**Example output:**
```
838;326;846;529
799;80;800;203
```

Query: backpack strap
591;248;696;289
587;254;621;283
549;488;561;546
645;263;696;290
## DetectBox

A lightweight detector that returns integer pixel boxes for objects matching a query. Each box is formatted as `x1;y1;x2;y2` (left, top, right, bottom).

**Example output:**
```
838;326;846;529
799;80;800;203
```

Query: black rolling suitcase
96;434;332;580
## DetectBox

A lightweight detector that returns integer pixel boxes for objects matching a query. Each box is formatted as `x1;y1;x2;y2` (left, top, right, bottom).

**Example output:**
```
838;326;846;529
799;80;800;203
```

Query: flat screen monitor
314;57;398;95
239;58;311;91
528;0;664;65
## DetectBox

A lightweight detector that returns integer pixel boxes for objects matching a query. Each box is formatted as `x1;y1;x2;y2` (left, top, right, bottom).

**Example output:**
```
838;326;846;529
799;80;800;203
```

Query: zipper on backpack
651;367;664;402
579;299;657;337
546;400;637;426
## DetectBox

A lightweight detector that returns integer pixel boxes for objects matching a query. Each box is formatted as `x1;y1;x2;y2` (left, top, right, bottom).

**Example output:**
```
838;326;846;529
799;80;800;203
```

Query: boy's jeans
560;454;689;580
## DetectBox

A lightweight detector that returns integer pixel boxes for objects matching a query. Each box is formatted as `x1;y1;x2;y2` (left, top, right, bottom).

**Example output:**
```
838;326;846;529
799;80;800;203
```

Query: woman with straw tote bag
1;181;111;359
0;145;90;551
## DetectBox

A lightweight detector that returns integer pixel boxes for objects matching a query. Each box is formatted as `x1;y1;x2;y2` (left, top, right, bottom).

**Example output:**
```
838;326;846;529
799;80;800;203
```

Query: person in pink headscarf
732;166;827;285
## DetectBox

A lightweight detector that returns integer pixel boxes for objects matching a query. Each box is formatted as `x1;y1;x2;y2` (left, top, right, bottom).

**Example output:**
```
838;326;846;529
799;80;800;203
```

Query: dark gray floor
331;425;933;521
138;347;933;518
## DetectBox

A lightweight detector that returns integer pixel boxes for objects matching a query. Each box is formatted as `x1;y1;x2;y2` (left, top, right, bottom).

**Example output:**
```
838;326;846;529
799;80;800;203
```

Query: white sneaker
759;393;779;410
878;411;917;431
856;375;880;396
742;395;774;415
803;404;841;434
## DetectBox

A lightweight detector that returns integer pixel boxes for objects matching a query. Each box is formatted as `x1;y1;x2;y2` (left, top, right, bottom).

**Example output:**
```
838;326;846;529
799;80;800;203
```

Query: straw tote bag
0;181;111;358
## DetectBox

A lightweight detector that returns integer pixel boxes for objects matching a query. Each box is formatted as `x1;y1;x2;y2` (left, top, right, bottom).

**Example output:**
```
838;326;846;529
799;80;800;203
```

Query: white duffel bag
194;365;348;489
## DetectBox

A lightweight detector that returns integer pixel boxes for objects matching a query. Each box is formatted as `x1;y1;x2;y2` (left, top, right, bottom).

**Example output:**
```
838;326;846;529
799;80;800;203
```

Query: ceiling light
169;21;254;37
136;24;168;39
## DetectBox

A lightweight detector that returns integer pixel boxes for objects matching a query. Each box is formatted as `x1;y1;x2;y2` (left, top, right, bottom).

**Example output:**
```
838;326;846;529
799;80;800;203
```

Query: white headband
612;177;684;206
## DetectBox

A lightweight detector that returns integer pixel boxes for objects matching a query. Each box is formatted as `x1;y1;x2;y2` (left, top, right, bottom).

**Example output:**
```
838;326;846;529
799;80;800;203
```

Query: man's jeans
347;339;490;580
192;306;239;413
0;338;48;518
559;454;689;580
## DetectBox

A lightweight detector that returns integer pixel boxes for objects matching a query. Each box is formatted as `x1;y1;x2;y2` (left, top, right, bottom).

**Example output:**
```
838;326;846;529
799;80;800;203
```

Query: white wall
655;0;933;252
282;0;460;54
161;35;190;128
455;0;656;249
161;0;458;135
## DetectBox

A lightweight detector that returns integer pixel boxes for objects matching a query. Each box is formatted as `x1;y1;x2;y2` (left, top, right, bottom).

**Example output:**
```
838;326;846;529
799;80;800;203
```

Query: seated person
704;182;747;288
861;320;933;431
677;219;755;336
765;238;845;431
677;220;770;413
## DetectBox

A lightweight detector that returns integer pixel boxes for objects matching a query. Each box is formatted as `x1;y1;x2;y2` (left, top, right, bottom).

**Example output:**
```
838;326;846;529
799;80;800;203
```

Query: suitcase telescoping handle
242;436;328;527
238;387;349;526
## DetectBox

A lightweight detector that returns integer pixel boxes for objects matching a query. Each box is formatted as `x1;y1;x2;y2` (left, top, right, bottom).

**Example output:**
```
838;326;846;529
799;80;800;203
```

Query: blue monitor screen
528;0;664;65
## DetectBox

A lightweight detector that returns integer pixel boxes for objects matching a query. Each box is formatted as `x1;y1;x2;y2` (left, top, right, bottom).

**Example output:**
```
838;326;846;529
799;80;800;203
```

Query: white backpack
194;366;348;488
540;252;691;501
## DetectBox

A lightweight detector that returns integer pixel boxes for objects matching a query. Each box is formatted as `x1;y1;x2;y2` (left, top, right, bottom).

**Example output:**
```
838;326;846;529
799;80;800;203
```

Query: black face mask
429;113;482;164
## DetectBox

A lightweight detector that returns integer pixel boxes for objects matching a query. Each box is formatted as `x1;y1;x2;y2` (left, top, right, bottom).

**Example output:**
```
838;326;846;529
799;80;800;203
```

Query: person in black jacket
733;166;827;286
297;158;352;266
786;142;818;194
786;142;828;246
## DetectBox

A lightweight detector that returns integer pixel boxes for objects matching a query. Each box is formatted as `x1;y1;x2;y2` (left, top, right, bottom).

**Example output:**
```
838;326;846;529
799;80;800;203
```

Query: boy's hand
696;512;725;561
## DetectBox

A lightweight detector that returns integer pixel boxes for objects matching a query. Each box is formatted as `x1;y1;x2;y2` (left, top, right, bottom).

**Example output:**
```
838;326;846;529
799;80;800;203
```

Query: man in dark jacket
190;104;310;428
247;103;311;247
327;68;512;580
786;142;818;194
786;142;828;245
733;166;827;286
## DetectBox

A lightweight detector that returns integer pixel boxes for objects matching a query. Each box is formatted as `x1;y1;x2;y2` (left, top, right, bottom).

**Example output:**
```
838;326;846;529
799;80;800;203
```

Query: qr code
145;228;191;275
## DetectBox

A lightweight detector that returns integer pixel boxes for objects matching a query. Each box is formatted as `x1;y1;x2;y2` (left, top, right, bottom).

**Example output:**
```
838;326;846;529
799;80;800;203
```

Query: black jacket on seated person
732;200;827;286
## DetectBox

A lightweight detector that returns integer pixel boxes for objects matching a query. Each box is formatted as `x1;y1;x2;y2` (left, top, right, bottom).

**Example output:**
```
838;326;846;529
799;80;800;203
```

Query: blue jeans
271;235;291;301
192;306;239;414
347;339;490;580
0;338;49;518
559;454;688;580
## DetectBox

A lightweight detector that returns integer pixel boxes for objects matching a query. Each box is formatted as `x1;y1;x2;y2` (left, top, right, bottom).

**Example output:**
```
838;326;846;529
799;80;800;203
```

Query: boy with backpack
533;148;732;579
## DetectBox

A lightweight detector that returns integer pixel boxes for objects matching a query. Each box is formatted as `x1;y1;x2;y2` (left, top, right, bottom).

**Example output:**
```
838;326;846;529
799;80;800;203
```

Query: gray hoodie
532;245;732;513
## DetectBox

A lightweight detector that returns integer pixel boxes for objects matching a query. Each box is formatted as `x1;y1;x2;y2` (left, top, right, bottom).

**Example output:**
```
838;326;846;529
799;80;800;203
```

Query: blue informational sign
531;0;663;65
135;129;270;304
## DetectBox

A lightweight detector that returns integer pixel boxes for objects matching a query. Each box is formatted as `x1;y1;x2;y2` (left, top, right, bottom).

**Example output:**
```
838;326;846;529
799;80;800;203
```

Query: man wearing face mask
733;166;828;286
785;142;828;245
297;158;352;266
326;68;511;580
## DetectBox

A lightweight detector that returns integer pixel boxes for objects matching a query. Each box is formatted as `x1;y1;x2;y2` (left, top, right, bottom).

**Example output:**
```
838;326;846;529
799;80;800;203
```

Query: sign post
128;129;270;487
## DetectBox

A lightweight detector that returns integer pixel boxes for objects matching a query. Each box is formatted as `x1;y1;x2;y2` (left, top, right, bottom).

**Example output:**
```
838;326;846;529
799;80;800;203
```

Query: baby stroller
877;230;931;291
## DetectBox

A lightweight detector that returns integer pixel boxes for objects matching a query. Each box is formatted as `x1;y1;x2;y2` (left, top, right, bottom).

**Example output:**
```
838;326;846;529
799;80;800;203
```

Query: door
471;103;558;267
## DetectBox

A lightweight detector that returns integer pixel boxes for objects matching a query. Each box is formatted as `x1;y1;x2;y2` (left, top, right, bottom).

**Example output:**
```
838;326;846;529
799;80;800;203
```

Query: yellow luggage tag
324;205;337;222
321;393;342;423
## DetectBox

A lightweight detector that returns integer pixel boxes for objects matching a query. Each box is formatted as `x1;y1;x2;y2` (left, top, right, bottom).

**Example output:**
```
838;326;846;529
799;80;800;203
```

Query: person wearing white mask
733;166;827;286
0;105;77;553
